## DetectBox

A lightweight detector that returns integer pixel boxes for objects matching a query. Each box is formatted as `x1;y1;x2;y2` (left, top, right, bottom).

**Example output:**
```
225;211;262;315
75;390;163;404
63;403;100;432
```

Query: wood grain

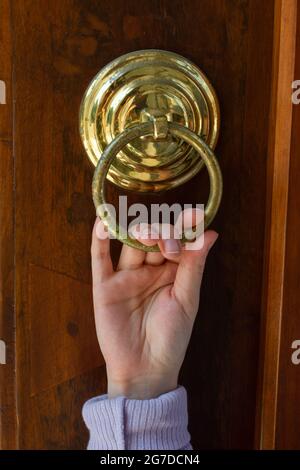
7;0;276;449
180;0;275;448
0;0;17;450
274;2;300;449
254;0;297;449
28;264;103;396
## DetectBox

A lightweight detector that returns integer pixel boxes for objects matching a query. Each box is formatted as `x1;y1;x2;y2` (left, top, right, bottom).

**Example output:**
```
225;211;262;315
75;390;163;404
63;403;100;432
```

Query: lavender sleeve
82;386;192;450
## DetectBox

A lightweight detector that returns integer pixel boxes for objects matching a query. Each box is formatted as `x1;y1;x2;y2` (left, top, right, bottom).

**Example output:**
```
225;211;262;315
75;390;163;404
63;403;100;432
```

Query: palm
91;217;217;398
94;261;193;382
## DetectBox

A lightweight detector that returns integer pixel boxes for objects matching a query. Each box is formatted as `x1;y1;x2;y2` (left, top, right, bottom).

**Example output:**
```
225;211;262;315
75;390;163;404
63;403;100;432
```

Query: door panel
28;264;103;396
0;0;280;449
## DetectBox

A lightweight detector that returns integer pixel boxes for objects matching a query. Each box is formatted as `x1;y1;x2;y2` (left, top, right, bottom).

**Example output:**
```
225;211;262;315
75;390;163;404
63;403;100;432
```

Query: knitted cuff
82;386;192;450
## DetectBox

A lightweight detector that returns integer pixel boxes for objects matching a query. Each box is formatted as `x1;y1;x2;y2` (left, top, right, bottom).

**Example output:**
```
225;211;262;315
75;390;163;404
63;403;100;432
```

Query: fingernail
96;219;108;239
164;239;181;254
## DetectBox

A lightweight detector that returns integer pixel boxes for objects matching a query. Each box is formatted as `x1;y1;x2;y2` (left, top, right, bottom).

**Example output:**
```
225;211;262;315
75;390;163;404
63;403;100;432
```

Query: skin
91;210;218;399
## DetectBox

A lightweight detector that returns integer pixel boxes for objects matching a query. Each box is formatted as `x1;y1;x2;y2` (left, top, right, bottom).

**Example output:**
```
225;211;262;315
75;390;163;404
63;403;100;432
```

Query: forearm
82;386;192;450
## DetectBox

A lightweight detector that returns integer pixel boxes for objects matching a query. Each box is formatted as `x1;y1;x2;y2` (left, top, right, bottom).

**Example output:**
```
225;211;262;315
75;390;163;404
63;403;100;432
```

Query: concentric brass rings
92;121;222;252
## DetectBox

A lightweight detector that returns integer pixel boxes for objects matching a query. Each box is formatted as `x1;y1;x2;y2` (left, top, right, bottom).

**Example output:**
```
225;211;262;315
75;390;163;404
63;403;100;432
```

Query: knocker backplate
79;49;220;192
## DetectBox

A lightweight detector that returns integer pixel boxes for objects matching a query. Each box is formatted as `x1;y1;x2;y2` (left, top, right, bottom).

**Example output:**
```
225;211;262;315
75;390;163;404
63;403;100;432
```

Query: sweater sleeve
82;386;192;450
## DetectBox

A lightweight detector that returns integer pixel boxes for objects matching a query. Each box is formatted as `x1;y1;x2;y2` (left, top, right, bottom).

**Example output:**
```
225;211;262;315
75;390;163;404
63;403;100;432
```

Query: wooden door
0;0;298;450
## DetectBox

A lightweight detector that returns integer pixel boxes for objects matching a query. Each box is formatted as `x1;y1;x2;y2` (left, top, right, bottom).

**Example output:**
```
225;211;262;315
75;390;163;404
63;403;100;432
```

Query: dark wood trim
275;2;300;449
0;0;17;450
255;0;297;450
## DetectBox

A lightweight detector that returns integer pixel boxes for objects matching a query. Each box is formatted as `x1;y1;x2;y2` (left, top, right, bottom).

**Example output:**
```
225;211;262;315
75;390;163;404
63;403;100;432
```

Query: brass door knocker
79;50;223;252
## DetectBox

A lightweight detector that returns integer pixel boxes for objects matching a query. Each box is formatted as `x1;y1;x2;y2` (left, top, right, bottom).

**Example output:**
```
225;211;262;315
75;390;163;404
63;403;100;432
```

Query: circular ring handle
92;122;223;252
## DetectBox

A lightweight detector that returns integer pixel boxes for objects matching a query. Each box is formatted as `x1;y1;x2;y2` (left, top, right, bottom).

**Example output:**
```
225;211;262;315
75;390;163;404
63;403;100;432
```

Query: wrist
107;373;178;399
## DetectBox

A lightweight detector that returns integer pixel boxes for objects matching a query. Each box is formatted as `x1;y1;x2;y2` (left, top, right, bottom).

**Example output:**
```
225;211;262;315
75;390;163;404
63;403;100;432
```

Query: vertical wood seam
255;0;297;450
0;0;17;450
11;2;19;449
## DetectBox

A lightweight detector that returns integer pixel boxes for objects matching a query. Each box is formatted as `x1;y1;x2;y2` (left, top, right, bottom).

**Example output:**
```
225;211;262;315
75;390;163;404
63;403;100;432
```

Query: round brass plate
79;49;220;192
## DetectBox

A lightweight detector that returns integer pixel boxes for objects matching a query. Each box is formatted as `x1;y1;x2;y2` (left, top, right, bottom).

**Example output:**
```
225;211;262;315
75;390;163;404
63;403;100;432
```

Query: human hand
91;212;218;399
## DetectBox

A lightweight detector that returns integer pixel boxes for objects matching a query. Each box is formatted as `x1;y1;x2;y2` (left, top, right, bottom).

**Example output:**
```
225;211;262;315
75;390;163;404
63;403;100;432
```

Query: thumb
91;218;114;285
172;230;219;319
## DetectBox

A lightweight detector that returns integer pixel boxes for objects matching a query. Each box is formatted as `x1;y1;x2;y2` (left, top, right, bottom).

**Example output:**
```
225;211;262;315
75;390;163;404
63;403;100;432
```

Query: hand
91;211;218;399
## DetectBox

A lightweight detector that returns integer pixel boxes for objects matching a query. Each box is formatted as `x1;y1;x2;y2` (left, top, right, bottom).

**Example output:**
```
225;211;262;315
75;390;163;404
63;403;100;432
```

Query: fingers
116;209;216;283
118;244;146;270
91;218;114;284
134;209;205;263
117;224;174;270
129;260;178;297
144;260;178;292
135;223;182;264
157;206;205;262
118;224;161;268
132;224;166;266
145;251;165;266
158;237;181;261
173;230;219;319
